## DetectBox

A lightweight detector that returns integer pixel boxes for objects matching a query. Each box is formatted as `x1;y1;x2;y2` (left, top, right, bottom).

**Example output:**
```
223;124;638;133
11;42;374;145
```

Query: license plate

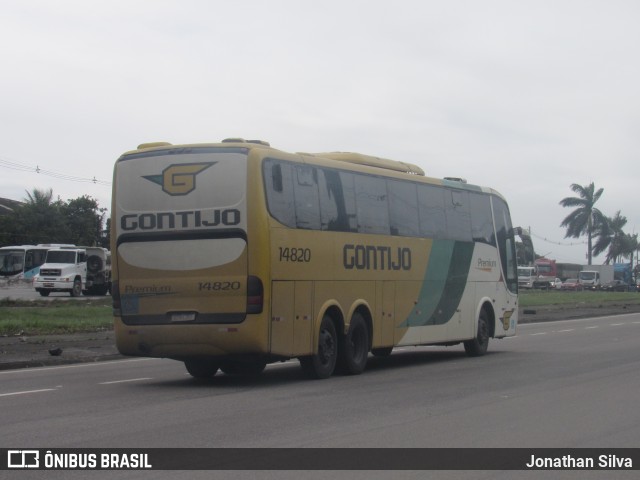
171;312;197;322
44;283;55;287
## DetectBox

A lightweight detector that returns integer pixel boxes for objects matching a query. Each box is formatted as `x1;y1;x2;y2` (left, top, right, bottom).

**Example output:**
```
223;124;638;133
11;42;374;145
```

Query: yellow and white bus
111;139;518;379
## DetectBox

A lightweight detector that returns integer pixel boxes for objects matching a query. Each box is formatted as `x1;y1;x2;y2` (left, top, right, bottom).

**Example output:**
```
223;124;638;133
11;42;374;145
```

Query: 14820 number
278;247;311;263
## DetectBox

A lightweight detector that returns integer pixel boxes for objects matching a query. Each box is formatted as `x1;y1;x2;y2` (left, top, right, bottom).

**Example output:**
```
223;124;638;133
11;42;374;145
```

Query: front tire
70;278;82;297
300;315;338;379
464;310;490;357
38;290;50;297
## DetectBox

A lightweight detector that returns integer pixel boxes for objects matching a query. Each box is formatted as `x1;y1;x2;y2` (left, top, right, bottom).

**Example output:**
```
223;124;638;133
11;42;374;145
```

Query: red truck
533;258;582;289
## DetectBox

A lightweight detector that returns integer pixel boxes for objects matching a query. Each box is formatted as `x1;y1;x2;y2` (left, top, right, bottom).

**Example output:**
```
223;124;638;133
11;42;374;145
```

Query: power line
0;156;111;186
530;231;587;246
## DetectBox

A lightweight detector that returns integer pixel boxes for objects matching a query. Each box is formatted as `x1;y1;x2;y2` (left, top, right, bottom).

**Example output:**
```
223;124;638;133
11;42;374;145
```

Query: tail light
246;275;263;314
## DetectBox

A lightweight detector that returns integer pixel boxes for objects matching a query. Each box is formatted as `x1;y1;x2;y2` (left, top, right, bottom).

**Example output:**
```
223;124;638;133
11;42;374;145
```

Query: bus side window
264;159;296;228
318;169;339;231
25;252;34;269
355;174;390;235
446;189;472;242
294;165;320;230
388;179;419;237
417;183;447;239
469;192;495;246
272;163;283;192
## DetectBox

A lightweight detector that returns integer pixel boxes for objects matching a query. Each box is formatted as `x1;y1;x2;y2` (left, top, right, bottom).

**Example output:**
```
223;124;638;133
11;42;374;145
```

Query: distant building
0;197;23;216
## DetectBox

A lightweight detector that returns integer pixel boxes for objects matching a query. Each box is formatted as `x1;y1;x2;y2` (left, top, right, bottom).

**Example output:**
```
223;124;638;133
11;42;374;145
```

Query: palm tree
616;233;638;265
18;188;64;244
23;187;54;207
559;182;606;265
593;211;626;263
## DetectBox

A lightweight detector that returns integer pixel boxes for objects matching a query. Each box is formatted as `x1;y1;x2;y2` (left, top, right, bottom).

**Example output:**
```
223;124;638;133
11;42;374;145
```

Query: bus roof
120;138;505;199
304;151;425;176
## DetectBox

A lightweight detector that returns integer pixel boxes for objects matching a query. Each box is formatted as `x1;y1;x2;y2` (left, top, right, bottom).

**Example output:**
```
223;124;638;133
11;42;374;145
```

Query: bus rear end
112;143;267;374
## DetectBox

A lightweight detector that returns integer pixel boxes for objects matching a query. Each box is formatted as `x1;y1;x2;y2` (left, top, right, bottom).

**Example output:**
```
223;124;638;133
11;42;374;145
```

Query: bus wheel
337;313;369;375
464;310;490;357
185;359;219;379
300;315;338;379
70;279;82;297
220;360;267;376
371;347;393;357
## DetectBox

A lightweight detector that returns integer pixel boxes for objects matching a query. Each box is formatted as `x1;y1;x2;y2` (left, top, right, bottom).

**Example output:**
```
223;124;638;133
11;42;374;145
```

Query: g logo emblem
143;162;215;195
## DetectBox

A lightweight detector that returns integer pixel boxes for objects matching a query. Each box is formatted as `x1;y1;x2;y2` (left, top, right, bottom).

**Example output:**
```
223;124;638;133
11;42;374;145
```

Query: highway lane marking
0;388;57;397
521;312;640;328
0;358;158;375
524;321;639;337
99;377;152;385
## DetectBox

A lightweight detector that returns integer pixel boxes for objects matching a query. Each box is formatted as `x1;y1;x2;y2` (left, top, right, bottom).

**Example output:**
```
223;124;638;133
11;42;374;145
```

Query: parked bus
0;245;50;281
111;139;518;379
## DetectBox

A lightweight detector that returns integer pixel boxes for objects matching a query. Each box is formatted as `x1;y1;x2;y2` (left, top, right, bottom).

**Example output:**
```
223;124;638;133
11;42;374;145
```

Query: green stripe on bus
401;241;474;327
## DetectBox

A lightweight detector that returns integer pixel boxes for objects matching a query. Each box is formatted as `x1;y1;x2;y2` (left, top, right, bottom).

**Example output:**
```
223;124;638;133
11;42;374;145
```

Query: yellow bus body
112;139;518;379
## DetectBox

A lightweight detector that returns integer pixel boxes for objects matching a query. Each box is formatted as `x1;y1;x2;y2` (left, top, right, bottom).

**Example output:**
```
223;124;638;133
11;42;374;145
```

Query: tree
559;182;606;265
0;189;106;247
618;233;638;265
24;187;54;207
10;188;66;244
61;195;105;246
593;211;626;263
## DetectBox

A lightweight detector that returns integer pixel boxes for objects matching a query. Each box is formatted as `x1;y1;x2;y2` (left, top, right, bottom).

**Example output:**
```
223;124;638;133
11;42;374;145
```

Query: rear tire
337;313;369;375
300;315;338;379
185;359;220;379
464;310;490;357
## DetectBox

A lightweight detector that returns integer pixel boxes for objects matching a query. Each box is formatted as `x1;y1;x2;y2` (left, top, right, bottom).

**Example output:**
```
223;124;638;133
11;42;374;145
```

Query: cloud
1;0;638;263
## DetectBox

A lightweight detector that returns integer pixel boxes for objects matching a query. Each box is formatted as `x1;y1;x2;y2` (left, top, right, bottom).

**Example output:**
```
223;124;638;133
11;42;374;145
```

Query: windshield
518;268;534;277
115;149;247;238
0;250;25;276
46;251;77;264
537;265;552;274
579;272;596;281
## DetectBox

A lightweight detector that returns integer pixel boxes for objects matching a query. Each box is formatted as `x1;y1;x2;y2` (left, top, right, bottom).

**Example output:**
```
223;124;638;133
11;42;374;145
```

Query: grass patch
1;291;638;336
519;290;640;307
0;300;113;336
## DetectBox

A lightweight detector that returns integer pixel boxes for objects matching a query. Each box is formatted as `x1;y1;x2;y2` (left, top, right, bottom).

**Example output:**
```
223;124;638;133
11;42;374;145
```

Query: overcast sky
1;0;638;264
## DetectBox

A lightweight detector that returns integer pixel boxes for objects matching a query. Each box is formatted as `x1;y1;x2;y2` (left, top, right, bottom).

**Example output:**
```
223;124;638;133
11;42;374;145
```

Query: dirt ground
0;330;120;370
2;302;640;371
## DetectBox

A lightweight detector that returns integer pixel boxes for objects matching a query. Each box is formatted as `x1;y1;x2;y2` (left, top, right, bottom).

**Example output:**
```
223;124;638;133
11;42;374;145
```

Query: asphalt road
2;313;640;480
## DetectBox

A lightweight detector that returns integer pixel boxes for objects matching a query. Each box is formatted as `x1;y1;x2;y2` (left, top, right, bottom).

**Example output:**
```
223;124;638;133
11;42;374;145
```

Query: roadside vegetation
2;292;639;336
519;289;640;307
0;298;112;336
